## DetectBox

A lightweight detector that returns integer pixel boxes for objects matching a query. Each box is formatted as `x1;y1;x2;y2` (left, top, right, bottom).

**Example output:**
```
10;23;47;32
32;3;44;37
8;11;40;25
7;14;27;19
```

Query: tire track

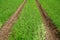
0;0;27;40
36;0;60;40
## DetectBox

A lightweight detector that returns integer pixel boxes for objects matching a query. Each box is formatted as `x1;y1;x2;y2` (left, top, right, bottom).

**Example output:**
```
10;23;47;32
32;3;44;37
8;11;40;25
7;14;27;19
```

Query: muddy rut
36;0;60;40
0;0;27;40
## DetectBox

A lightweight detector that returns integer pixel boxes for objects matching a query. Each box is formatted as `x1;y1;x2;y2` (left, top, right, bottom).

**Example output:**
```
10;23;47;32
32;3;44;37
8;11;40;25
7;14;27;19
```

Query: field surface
0;0;60;40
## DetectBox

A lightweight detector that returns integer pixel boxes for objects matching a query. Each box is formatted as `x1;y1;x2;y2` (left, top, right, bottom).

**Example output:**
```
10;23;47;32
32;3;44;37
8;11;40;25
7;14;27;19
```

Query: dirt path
36;0;60;40
0;0;27;40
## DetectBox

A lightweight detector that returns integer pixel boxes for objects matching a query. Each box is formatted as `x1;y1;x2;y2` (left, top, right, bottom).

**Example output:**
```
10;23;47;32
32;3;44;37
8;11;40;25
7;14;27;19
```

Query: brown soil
36;0;60;40
0;0;27;40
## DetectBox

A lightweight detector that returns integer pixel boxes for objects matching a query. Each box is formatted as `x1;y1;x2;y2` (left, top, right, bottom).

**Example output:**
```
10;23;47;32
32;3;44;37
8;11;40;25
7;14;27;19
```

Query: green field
0;0;60;40
9;0;45;40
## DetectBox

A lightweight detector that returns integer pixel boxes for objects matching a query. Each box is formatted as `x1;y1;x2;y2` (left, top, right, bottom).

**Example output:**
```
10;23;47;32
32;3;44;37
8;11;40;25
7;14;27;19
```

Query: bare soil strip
0;0;27;40
36;0;60;40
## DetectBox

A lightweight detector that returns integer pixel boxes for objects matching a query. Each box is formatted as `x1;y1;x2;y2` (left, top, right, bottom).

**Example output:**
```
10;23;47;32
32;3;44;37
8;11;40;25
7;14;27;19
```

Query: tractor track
0;0;27;40
36;0;60;40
